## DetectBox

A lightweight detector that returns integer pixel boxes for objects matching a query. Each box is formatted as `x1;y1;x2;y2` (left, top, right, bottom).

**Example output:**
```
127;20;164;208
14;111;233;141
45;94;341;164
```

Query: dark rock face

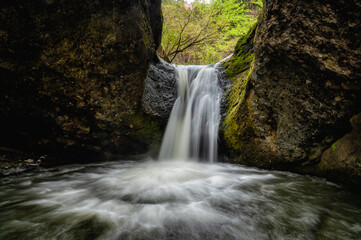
149;0;163;59
143;57;177;119
222;0;361;186
0;0;163;162
310;113;361;186
253;0;361;163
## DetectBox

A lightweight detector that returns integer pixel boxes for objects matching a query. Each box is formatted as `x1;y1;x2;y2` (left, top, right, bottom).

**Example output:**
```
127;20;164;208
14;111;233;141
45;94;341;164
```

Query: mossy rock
223;23;257;78
221;20;290;169
221;0;361;187
0;0;164;164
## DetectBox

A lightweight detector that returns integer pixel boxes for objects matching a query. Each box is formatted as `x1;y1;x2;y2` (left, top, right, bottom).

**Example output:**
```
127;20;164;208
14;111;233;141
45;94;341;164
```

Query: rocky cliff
222;0;361;187
0;0;163;167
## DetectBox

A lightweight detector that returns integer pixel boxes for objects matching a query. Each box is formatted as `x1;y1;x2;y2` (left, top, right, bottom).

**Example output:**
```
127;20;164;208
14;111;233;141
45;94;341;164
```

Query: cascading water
159;65;222;162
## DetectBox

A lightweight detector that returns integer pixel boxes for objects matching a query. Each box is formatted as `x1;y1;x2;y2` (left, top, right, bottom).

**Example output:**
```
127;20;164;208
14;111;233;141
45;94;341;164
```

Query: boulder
143;56;177;119
222;0;361;186
0;0;163;162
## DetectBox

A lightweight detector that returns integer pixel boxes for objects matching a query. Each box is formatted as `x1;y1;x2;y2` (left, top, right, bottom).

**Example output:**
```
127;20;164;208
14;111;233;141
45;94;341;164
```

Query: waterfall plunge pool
0;159;360;240
2;65;360;239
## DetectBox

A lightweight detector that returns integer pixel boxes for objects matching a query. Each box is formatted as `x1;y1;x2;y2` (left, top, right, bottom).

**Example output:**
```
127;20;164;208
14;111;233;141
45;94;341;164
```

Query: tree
159;0;217;63
159;0;262;64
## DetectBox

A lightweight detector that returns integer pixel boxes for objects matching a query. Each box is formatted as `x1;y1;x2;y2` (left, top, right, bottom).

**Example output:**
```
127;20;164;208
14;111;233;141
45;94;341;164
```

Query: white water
159;65;222;162
1;160;361;240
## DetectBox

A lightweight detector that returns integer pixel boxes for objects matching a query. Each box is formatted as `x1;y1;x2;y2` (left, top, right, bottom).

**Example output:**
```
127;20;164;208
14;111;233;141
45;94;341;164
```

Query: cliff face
0;0;163;164
222;0;361;186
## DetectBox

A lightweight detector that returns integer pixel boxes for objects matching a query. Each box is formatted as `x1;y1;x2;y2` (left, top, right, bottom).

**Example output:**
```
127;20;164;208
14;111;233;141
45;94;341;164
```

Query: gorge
0;0;361;238
1;64;361;240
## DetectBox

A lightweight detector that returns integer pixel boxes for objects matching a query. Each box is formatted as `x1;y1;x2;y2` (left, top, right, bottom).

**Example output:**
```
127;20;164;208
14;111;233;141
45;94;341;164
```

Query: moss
220;20;282;168
223;23;257;78
222;22;257;155
129;113;163;144
223;60;255;152
331;140;339;150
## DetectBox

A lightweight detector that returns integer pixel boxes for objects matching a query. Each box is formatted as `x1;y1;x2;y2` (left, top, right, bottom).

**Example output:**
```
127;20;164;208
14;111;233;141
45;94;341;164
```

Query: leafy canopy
159;0;262;64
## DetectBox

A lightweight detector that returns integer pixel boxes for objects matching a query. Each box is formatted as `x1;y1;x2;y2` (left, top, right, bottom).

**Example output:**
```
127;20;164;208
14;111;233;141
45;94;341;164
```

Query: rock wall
0;0;163;164
222;0;361;187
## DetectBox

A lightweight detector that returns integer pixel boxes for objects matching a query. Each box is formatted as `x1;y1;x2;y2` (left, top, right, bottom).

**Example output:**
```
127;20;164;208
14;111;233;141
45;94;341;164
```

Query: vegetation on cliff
222;24;255;153
159;0;262;64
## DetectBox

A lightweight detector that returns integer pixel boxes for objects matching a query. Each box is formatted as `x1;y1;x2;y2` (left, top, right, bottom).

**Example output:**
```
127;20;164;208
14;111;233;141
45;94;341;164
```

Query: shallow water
0;160;360;240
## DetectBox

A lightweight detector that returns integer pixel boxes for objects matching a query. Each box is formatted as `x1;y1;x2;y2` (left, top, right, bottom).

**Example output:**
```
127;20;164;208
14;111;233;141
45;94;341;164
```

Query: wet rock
0;167;26;176
24;159;34;164
143;56;177;119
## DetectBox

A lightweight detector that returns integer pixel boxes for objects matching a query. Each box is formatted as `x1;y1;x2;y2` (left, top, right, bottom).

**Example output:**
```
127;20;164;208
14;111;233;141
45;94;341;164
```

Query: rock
309;113;361;187
0;0;164;163
24;159;34;164
221;0;361;186
0;167;26;176
251;0;361;165
149;0;163;58
143;56;178;119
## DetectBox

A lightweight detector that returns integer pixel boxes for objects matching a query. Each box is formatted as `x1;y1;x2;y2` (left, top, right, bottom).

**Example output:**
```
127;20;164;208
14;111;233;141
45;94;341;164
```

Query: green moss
222;22;257;154
126;113;163;145
223;60;255;152
224;23;257;78
331;140;339;150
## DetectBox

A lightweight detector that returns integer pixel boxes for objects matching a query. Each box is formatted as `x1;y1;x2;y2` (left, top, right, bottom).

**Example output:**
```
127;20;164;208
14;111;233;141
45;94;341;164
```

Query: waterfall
159;65;223;163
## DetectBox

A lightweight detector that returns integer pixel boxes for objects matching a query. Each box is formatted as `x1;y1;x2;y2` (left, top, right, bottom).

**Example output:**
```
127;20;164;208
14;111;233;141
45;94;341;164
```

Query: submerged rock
0;0;163;162
222;0;361;187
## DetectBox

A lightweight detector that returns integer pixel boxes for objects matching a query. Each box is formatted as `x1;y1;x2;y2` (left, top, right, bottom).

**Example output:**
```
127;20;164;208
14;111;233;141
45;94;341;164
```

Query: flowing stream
0;66;361;239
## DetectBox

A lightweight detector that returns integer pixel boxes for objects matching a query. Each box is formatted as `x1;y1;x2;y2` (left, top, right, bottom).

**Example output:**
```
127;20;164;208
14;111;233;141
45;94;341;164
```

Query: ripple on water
0;159;360;240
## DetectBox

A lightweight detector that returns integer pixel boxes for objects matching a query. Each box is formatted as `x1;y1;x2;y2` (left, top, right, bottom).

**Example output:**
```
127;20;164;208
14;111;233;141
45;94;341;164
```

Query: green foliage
159;0;262;64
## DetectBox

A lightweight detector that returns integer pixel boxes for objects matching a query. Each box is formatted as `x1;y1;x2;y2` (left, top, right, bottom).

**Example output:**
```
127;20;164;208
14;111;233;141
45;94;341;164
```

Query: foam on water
0;160;360;240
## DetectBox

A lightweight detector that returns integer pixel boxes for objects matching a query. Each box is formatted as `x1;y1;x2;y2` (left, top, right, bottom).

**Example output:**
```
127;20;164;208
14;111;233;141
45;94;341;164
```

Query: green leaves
159;0;262;64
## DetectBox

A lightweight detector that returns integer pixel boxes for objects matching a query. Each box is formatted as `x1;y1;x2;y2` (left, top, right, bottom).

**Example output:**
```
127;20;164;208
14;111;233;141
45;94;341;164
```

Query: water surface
0;160;360;240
